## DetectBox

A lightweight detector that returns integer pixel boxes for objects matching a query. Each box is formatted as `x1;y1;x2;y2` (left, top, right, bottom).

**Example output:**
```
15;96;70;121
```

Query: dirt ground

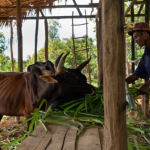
0;116;27;150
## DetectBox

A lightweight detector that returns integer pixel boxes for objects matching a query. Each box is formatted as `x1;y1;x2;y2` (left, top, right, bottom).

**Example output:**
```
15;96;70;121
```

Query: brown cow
0;53;94;126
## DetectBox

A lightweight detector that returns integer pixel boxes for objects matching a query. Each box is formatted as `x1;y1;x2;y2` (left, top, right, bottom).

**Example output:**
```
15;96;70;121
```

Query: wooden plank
17;124;47;150
62;124;78;150
16;0;23;72
17;123;57;150
102;0;127;149
46;126;69;150
0;15;96;20
35;124;58;150
76;127;101;150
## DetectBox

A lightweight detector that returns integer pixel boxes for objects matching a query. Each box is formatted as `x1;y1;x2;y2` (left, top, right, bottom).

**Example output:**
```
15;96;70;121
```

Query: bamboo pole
16;0;23;72
35;9;39;62
102;0;127;149
10;20;14;72
45;18;48;61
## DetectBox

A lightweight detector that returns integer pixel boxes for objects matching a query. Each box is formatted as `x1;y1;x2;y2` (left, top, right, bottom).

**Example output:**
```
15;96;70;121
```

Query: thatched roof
0;0;57;27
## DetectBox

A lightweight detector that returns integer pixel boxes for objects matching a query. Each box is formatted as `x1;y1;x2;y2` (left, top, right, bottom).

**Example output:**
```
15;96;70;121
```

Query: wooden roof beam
125;14;148;17
0;4;98;9
0;15;96;20
138;4;144;14
124;0;137;17
124;0;145;4
72;0;82;16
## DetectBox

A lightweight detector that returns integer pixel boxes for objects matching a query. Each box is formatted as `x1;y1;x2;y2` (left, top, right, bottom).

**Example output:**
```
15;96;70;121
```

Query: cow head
40;53;94;108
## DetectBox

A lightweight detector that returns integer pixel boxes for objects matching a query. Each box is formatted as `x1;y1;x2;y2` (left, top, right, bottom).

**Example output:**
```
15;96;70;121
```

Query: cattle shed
0;0;150;150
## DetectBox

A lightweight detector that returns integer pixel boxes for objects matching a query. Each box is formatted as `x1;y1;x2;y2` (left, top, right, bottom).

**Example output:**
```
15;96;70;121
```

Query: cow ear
40;75;58;83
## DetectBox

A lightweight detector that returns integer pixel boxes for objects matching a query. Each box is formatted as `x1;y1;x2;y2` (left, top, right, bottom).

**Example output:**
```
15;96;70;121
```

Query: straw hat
128;22;150;36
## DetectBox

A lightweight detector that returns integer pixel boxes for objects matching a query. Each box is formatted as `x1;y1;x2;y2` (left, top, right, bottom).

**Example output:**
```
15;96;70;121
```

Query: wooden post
72;11;77;68
85;11;91;84
45;19;48;61
102;0;127;149
96;8;103;86
16;0;23;72
35;9;39;62
10;20;14;72
131;6;135;73
96;18;100;85
16;0;22;123
141;95;144;113
98;7;103;85
144;0;150;118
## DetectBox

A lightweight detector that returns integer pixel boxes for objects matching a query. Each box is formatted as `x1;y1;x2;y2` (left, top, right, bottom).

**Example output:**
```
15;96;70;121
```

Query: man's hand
138;81;150;95
126;75;139;84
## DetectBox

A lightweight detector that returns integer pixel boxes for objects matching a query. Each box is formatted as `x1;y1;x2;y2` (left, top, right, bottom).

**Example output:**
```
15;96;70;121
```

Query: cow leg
15;116;21;124
0;114;3;122
26;114;32;131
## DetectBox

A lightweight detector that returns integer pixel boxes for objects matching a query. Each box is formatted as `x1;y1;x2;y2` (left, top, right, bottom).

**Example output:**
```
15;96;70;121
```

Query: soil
0;116;27;150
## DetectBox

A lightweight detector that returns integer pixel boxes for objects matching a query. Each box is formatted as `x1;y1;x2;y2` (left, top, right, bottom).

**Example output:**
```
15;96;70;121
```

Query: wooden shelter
0;0;150;150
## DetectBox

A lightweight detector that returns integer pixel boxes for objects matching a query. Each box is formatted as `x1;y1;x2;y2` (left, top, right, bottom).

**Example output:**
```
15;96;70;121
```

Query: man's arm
126;75;139;84
138;80;150;95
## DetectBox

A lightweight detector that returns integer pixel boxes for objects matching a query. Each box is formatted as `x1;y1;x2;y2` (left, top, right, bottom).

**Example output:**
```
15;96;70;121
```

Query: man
126;22;150;95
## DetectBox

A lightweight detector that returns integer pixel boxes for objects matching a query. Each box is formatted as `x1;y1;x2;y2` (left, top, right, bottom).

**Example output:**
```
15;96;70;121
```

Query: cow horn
57;52;70;73
76;57;91;71
54;53;64;72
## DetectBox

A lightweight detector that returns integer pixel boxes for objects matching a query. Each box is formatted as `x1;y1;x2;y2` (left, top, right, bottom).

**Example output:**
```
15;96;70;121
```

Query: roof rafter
0;15;96;20
72;0;82;16
124;0;137;17
0;4;98;9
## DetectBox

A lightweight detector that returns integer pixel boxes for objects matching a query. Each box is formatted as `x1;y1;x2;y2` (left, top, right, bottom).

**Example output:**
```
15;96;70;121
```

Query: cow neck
37;79;58;102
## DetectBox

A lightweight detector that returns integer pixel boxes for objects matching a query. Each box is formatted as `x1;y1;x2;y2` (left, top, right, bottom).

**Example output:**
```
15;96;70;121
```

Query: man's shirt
133;46;150;79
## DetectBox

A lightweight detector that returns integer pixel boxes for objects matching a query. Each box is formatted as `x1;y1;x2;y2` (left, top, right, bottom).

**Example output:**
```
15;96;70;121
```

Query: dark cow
0;53;94;125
